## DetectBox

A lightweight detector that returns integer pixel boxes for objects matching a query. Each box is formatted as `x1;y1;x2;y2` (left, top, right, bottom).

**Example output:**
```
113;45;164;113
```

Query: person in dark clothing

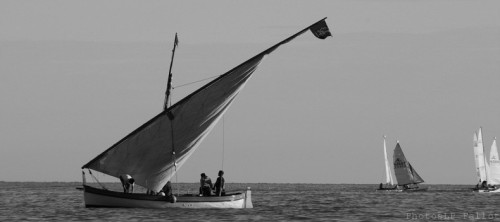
119;174;135;193
162;181;172;197
214;170;225;196
481;181;488;189
199;173;213;196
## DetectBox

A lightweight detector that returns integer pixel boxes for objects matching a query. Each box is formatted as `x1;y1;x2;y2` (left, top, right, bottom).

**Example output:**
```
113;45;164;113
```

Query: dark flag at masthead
309;19;332;39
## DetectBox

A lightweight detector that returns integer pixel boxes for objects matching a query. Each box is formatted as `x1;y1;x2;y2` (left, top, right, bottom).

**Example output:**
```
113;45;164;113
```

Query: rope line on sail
173;75;221;89
167;115;179;196
175;165;179;196
221;116;225;171
88;169;108;190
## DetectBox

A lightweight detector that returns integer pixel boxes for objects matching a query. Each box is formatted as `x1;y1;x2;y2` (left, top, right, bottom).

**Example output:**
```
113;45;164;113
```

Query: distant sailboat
79;18;332;208
473;128;488;186
377;135;397;191
393;141;427;192
474;127;500;193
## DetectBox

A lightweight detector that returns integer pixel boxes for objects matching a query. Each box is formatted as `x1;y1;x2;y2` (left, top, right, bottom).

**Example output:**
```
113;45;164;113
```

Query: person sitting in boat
161;181;172;197
379;183;383;189
199;173;213;196
119;174;135;193
481;181;488;189
214;170;225;196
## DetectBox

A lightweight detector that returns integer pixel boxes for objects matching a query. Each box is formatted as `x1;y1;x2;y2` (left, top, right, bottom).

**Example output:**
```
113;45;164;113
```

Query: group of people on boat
378;183;397;190
118;170;225;197
378;182;426;191
475;181;497;191
199;170;225;196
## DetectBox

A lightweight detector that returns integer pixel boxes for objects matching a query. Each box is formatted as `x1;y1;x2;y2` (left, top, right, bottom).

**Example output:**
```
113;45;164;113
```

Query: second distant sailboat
393;141;427;192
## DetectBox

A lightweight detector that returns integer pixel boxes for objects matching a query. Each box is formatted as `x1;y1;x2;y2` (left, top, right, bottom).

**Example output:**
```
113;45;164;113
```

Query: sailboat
392;141;427;192
79;18;332;208
473;127;500;193
472;127;493;192
473;127;488;191
377;135;397;191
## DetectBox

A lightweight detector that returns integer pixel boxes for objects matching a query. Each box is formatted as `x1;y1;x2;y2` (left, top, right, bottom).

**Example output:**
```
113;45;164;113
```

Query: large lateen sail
393;142;424;185
82;18;332;192
474;127;488;183
383;136;394;185
489;137;500;185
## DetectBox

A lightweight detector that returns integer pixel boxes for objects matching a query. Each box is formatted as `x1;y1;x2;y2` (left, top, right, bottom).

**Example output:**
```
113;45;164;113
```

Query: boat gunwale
83;185;246;202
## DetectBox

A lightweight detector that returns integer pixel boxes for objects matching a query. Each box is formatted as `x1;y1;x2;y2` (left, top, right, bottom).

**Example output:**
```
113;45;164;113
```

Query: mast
164;33;179;110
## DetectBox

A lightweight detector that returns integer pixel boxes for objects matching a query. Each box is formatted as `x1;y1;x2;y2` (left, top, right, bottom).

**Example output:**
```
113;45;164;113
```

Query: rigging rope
166;74;220;195
173;74;220;89
168;115;179;196
88;169;108;190
221;116;225;170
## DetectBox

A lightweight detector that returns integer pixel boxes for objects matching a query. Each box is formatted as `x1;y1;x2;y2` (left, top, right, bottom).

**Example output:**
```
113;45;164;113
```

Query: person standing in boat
119;174;135;193
214;170;225;196
199;173;213;196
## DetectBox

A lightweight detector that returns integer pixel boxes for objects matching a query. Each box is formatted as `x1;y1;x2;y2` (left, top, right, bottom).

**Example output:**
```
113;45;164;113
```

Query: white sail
82;18;332;192
489;137;500;185
393;142;424;185
486;156;491;184
383;136;394;185
473;132;481;182
475;127;488;183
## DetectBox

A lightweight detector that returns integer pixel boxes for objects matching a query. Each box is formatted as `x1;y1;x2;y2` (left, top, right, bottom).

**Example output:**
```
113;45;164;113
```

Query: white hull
376;187;427;192
376;188;401;192
476;188;500;193
83;185;253;209
401;187;427;192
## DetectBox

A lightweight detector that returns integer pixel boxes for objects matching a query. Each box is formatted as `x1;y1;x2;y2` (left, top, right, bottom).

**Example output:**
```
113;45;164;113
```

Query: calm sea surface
0;182;499;221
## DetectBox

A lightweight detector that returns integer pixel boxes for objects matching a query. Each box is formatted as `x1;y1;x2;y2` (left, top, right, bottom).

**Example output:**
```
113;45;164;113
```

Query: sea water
0;182;498;221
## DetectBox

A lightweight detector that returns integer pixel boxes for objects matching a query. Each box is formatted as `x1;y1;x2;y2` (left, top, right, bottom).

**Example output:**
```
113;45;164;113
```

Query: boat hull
376;188;400;192
83;185;253;208
401;187;427;192
376;187;427;192
376;186;399;192
475;188;500;193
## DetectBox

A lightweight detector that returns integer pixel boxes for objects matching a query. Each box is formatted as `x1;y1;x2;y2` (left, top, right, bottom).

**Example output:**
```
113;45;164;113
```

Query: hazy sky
1;0;500;184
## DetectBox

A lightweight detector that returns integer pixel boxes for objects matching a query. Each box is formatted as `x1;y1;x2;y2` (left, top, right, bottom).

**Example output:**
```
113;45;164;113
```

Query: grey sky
1;0;499;184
